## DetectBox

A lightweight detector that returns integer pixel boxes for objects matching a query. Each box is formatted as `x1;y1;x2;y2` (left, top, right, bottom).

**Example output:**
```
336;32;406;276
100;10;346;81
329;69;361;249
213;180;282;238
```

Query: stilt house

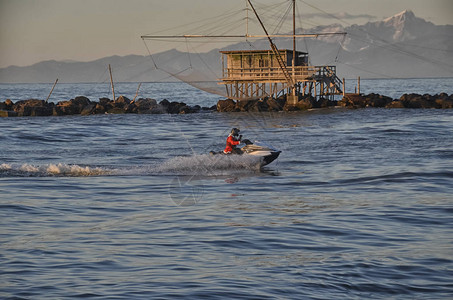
219;48;343;103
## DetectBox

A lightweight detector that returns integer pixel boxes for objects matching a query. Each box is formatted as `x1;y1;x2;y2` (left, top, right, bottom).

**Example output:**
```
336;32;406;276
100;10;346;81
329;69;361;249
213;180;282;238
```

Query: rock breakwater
339;93;453;109
216;93;453;112
1;93;452;117
0;96;215;117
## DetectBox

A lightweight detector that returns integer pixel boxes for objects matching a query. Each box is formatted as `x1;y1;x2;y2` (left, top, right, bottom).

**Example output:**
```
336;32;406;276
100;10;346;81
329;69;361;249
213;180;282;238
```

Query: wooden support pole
45;78;58;103
342;78;345;97
358;76;361;94
109;64;115;101
132;82;141;103
292;0;296;97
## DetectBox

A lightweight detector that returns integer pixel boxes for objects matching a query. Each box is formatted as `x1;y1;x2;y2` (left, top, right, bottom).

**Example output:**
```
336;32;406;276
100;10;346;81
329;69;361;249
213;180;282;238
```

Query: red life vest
224;135;240;153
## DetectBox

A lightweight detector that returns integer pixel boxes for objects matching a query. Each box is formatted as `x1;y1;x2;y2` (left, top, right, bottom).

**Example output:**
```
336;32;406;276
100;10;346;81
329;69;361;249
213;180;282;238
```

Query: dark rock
56;96;91;115
56;100;77;115
179;105;192;114
365;93;393;107
0;99;13;111
30;105;54;116
94;98;112;113
73;96;91;108
135;98;157;110
438;92;449;99
267;97;285;111
283;104;298;111
13;99;53;116
236;100;257;112
165;101;181;114
0;110;18;117
337;98;348;107
167;102;177;114
107;107;126;114
81;104;96;115
295;100;311;110
202;105;217;111
317;97;337;108
114;96;131;108
338;96;351;107
150;105;166;114
338;93;391;108
430;93;450;109
99;97;111;105
423;93;435;102
159;99;170;107
287;96;314;110
135;98;166;114
399;93;414;102
340;94;368;108
191;105;201;112
385;100;405;108
95;99;108;113
14;99;45;106
217;99;237;112
52;106;64;116
400;93;436;108
404;94;425;108
435;98;453;109
125;103;137;113
94;103;107;114
256;99;270;111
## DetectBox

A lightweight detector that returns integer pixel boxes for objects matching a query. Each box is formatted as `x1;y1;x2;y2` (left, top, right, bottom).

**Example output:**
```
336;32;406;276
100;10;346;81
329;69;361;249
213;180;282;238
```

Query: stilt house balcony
219;49;338;84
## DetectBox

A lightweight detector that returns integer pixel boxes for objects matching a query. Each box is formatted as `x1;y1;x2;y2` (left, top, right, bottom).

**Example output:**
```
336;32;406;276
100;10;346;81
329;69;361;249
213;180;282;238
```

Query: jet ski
210;139;281;167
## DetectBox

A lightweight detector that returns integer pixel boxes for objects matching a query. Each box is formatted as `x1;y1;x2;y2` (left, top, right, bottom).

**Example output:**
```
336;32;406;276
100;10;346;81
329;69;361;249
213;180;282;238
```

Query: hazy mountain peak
379;9;432;41
383;10;415;25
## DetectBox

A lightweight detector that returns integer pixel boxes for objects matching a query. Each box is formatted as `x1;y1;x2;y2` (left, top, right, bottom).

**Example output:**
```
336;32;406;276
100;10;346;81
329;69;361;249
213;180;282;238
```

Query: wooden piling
358;76;361;94
45;78;58;103
342;78;345;97
109;64;115;101
132;82;142;103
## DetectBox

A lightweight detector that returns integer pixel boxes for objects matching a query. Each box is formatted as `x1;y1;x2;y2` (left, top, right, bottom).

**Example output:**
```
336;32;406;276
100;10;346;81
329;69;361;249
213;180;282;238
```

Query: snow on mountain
265;9;452;78
380;9;435;41
339;10;434;52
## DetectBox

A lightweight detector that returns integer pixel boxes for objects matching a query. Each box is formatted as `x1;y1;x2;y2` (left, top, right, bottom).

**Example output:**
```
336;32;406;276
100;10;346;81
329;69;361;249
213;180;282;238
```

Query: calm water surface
1;80;452;299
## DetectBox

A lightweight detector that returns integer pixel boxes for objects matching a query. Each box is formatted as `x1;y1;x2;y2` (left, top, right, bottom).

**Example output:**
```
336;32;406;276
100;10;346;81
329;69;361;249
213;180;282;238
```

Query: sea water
1;79;452;299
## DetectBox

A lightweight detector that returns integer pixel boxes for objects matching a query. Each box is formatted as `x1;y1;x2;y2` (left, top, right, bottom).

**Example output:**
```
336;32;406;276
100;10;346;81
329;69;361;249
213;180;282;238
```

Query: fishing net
141;1;342;101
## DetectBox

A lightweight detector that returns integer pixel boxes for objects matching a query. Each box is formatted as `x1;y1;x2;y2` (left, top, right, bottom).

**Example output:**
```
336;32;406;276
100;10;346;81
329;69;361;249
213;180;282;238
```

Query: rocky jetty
1;93;452;117
0;96;215;117
216;93;453;112
339;93;453;109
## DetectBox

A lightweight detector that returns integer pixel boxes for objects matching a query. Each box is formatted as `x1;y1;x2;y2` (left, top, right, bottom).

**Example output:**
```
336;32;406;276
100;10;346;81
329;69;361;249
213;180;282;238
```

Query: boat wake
153;154;263;176
0;155;264;178
0;163;111;177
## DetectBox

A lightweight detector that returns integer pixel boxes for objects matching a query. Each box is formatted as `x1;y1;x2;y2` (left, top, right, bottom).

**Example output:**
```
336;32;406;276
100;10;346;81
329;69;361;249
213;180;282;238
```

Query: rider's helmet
230;128;240;137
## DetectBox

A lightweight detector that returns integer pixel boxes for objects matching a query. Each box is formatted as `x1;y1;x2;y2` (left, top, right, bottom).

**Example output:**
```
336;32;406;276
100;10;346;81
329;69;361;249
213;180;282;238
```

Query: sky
0;0;452;68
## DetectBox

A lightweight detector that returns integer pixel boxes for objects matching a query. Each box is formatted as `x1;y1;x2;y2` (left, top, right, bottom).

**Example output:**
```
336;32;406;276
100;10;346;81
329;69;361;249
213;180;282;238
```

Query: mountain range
1;10;452;83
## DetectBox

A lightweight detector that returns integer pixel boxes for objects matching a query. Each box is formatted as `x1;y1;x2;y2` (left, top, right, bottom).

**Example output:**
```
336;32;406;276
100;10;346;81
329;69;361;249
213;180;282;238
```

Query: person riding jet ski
224;128;242;154
209;127;281;166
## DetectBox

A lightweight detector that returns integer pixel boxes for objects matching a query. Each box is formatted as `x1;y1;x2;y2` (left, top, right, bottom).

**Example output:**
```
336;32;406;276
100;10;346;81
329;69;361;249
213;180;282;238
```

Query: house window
259;58;269;68
246;56;252;67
